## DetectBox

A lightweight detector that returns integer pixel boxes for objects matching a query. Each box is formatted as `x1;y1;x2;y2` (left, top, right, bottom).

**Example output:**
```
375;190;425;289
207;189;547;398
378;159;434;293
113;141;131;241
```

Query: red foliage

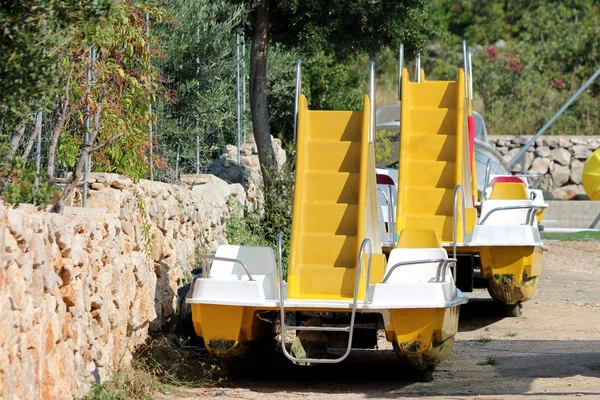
486;45;498;61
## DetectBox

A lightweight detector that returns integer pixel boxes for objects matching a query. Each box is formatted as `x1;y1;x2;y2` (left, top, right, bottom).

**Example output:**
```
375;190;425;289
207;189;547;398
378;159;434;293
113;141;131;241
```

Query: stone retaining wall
0;173;244;400
488;135;599;199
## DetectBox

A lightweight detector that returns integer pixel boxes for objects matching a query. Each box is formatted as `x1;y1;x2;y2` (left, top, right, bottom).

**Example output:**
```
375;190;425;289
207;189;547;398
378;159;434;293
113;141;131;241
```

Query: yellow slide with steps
288;94;386;300
396;69;477;244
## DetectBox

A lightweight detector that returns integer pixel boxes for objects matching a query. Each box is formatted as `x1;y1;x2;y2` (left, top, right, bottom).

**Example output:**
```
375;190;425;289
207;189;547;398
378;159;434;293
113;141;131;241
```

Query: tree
244;0;437;185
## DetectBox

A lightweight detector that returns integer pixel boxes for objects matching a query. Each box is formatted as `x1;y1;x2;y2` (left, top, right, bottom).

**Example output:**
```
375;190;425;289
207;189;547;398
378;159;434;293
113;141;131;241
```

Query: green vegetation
478;357;498;366
477;337;493;344
226;152;296;278
426;0;600;138
79;335;222;400
506;332;518;337
541;230;600;242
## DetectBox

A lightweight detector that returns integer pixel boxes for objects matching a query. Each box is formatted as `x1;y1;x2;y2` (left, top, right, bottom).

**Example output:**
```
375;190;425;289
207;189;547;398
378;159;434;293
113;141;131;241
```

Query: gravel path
163;240;600;400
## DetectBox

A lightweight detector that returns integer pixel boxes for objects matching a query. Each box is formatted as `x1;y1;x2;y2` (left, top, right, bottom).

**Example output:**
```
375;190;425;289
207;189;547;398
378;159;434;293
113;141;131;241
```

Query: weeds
477;337;492;344
506;332;518;337
478;358;498;366
226;149;295;279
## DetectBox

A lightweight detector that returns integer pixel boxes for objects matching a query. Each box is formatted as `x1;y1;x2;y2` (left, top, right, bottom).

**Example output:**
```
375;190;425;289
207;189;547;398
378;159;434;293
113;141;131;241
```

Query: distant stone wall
0;173;245;400
489;135;600;199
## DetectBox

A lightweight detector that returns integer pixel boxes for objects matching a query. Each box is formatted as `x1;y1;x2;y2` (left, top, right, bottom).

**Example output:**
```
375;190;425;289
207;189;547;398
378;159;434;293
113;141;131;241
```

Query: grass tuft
478;358;498;366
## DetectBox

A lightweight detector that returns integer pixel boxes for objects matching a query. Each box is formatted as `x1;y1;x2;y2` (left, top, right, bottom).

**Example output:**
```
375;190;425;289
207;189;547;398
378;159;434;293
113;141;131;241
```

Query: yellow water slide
395;69;477;243
287;94;386;300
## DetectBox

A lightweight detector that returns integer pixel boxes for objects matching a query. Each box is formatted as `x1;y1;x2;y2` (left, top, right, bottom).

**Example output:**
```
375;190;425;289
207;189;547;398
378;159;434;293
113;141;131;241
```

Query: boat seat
384;229;449;284
487;178;529;200
479;199;535;226
210;245;278;299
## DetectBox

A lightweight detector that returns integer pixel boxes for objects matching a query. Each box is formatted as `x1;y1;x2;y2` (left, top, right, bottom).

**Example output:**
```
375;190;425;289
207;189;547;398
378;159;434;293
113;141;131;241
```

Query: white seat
209;245;278;299
384;247;449;284
479;199;536;226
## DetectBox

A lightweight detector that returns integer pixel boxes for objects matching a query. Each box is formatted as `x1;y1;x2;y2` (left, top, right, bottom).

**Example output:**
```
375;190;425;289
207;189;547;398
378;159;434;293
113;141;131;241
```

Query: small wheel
505;302;522;318
416;366;435;382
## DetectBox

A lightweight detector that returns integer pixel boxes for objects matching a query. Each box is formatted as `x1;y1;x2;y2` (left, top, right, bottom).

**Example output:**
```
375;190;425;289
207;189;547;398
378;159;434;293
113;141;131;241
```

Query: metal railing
197;254;254;281
462;40;469;101
277;235;371;364
452;185;468;274
479;205;540;226
415;54;421;82
397;43;404;100
293;60;302;143
381;258;457;284
369;61;375;143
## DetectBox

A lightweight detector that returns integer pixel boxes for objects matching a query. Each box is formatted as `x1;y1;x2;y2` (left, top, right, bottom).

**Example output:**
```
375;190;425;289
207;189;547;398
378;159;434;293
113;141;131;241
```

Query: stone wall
488;135;600;199
0;173;244;400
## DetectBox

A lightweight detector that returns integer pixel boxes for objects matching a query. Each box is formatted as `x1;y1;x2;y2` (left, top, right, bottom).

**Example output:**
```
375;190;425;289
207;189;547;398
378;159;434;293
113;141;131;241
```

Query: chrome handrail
468;47;474;100
452;185;467;279
197;254;254;281
381;257;457;284
397;43;404;100
415;54;421;82
479;205;541;226
293;60;302;143
483;158;492;197
462;40;469;100
369;61;375;143
361;238;374;304
278;236;370;364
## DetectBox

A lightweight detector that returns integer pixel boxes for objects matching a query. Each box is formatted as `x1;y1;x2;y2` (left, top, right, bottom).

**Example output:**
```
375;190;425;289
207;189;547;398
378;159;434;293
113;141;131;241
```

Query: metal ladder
276;235;372;364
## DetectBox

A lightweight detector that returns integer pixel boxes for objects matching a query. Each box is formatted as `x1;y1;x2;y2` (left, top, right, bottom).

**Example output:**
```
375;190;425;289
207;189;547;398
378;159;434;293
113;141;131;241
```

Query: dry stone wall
0;173;244;400
489;135;600;199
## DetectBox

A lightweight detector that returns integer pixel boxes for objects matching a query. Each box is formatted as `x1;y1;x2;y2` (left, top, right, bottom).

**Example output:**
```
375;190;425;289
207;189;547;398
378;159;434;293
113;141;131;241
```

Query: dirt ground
165;240;600;400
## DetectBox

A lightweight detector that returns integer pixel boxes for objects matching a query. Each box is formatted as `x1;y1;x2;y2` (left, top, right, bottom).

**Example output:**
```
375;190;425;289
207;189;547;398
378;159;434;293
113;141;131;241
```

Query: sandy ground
164;240;600;400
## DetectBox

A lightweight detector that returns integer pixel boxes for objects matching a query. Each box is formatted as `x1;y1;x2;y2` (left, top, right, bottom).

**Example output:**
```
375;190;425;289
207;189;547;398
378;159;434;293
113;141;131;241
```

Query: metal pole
35;110;42;175
397;44;404;100
242;32;247;143
83;45;95;208
415;54;421;82
369;61;375;143
508;65;600;168
293;60;302;143
236;34;241;165
146;13;153;181
468;47;474;100
175;143;180;181
196;134;200;175
462;40;469;100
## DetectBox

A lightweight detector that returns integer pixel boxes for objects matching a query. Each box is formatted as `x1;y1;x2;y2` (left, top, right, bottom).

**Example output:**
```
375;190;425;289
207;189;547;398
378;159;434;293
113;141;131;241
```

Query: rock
570;159;584;185
528;157;550;175
240;155;259;168
571;144;592;160
240;143;256;156
91;182;107;190
558;137;572;149
547;137;559;148
191;178;231;207
505;148;533;173
225;144;238;159
496;146;508;155
551;184;586;200
60;285;76;307
587;139;600;151
535;146;551;158
551;163;570;187
111;178;132;190
550;147;571;166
